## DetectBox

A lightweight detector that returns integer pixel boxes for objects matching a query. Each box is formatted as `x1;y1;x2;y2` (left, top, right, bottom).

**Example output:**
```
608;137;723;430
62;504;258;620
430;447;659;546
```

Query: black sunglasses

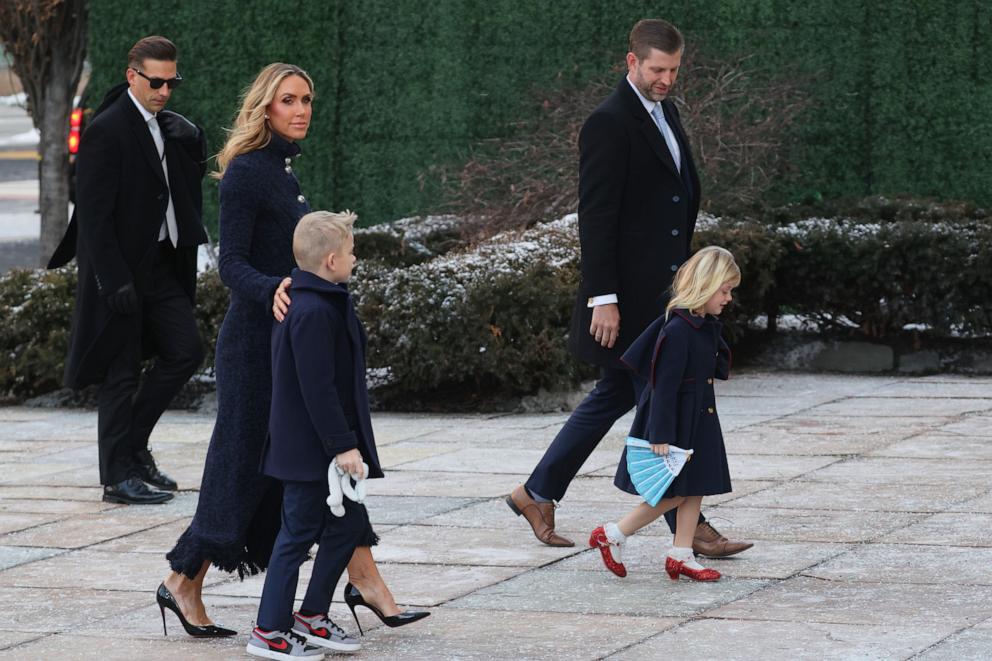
132;68;183;90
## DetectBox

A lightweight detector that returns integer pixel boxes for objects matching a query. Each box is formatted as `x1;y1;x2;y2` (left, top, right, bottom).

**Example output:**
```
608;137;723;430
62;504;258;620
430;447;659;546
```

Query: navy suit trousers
257;480;366;631
525;367;703;534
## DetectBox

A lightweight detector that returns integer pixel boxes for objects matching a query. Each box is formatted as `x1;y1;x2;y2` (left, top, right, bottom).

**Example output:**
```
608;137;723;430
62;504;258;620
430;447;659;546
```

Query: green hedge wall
87;0;992;233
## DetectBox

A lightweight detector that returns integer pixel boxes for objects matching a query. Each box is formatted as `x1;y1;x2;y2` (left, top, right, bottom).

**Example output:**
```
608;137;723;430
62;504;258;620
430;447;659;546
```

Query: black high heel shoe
156;583;237;638
343;582;430;635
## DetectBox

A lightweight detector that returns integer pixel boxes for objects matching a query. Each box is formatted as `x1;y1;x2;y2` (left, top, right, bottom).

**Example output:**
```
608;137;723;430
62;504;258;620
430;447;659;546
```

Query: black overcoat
568;78;701;369
261;269;383;482
50;86;208;388
614;309;733;498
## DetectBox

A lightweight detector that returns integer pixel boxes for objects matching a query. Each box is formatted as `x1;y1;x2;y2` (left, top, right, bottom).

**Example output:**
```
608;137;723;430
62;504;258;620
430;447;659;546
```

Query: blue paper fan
625;437;693;506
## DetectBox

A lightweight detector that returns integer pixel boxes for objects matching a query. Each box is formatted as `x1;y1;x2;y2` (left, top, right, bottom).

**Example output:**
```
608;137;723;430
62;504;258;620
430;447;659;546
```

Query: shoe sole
694;544;754;558
505;495;522;516
297;630;361;652
246;643;325;660
102;494;173;505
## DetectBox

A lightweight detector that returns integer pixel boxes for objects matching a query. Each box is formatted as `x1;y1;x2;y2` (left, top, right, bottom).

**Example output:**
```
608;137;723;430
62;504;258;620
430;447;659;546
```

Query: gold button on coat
707;407;715;414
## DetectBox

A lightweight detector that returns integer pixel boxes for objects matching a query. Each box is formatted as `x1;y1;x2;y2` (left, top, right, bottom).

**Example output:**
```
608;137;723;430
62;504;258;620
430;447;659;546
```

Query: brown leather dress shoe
506;485;574;547
692;521;753;557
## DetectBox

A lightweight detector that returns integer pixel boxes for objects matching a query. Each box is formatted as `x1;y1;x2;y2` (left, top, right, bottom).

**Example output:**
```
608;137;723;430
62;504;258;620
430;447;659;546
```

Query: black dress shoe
132;460;178;491
103;477;174;505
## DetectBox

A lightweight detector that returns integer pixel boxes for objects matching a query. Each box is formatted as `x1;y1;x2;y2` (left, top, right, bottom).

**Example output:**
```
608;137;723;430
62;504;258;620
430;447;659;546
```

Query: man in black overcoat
49;36;208;504
507;19;752;557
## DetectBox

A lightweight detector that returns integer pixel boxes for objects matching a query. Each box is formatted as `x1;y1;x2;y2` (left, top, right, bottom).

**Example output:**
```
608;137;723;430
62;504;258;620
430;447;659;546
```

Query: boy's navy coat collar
289;268;349;297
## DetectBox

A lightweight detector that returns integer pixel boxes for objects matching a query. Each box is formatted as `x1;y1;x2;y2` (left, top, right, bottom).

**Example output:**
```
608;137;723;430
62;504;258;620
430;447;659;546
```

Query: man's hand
589;303;620;348
273;277;292;322
650;443;670;456
335;448;364;478
157;110;201;145
104;282;138;315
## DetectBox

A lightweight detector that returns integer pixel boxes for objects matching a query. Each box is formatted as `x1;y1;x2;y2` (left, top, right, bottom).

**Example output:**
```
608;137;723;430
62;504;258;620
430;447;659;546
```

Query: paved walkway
0;372;990;660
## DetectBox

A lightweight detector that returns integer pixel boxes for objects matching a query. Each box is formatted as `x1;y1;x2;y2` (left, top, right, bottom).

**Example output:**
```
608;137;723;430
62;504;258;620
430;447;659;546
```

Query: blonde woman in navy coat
590;246;740;582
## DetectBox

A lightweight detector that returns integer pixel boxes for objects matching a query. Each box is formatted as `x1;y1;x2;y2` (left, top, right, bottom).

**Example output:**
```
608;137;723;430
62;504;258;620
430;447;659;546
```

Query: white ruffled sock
668;545;704;570
604;522;626;562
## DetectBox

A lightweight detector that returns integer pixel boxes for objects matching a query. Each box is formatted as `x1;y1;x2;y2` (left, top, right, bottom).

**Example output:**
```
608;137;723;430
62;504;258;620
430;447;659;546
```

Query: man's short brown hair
127;36;177;69
629;19;684;59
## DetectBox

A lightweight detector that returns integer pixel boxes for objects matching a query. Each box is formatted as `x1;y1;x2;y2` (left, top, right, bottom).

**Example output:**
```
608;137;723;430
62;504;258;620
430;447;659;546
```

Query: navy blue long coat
167;134;309;578
614;309;733;498
261;269;383;482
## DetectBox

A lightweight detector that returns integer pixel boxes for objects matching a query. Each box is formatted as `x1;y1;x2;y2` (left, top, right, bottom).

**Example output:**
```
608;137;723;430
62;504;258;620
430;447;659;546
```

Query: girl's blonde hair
212;63;314;179
666;246;741;317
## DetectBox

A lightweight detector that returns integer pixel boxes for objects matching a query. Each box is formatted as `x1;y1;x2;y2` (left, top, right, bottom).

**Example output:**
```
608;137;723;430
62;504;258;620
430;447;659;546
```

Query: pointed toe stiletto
156;583;237;638
664;556;721;582
343;582;430;636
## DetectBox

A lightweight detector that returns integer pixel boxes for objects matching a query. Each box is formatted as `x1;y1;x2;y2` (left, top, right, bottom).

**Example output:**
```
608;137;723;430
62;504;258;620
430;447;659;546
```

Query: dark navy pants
524;367;703;534
257;480;367;631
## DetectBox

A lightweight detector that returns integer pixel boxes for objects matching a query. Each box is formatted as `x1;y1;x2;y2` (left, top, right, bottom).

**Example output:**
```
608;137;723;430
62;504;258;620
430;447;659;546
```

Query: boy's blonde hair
293;210;357;271
666;246;741;317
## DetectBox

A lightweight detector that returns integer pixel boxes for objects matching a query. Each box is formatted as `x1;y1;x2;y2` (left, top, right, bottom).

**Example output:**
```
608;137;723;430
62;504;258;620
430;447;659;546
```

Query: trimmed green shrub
0;267;76;399
774;217;992;338
3;200;990;402
352;216;588;405
354;216;464;269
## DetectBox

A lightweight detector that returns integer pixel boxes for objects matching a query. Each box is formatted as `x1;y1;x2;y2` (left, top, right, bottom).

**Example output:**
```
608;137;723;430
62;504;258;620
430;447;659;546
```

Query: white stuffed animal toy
326;458;368;517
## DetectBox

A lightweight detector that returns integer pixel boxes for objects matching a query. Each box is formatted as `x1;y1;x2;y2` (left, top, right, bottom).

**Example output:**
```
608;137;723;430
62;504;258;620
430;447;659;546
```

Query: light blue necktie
651;104;682;173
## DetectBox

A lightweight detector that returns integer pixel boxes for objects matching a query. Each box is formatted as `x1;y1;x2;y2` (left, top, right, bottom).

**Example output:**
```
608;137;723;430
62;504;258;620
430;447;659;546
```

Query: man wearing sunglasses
49;36;209;505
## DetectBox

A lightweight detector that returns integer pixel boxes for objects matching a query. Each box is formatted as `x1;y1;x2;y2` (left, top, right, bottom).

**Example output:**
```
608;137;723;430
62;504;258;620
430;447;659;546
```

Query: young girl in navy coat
590;246;740;582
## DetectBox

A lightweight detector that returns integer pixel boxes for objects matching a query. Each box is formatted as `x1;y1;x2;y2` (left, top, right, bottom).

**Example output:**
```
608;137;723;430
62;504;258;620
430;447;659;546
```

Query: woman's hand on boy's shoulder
273;277;292;322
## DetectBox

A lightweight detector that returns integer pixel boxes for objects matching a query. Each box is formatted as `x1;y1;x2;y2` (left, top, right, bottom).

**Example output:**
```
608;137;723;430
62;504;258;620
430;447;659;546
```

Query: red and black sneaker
246;626;325;660
589;526;627;577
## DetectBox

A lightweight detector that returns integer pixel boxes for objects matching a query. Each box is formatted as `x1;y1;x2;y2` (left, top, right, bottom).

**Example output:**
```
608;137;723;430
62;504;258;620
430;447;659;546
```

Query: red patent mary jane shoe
665;555;721;582
589;526;626;577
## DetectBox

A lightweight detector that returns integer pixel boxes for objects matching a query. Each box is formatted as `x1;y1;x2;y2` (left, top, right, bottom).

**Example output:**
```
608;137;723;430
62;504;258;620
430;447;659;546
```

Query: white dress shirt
127;89;178;246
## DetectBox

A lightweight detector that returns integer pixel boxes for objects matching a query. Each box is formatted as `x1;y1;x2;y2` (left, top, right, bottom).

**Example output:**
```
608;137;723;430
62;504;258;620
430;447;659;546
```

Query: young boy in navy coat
248;210;382;660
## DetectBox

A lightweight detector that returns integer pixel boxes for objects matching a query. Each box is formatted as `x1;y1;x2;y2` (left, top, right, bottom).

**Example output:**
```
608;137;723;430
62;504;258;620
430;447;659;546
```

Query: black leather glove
104;282;138;315
157;110;202;146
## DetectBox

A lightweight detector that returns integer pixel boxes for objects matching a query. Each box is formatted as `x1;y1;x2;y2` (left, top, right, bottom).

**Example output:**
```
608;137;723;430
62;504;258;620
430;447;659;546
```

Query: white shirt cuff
587;294;618;307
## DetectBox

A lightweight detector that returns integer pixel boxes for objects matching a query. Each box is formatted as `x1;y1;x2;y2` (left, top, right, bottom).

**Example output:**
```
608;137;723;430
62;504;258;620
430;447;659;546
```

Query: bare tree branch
0;0;88;267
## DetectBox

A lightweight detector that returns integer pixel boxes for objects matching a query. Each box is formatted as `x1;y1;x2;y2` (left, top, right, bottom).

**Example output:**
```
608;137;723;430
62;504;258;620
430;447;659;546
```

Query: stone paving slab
448;567;769;617
0;372;990;659
877;512;992;546
0;509;186;549
701;505;927;543
709;576;991;627
805;456;992;485
805;543;992;585
914;617;992;661
948;490;992;513
764;414;950;437
606;618;954;661
727;478;987;513
867;433;992;460
724;428;898;456
371;525;585;567
0;545;64;570
935;414;992;436
807;396;991;417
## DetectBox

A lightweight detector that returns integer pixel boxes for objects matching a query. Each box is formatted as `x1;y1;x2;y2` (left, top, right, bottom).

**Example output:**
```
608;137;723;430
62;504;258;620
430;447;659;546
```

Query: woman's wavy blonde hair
212;63;314;179
666;246;741;317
